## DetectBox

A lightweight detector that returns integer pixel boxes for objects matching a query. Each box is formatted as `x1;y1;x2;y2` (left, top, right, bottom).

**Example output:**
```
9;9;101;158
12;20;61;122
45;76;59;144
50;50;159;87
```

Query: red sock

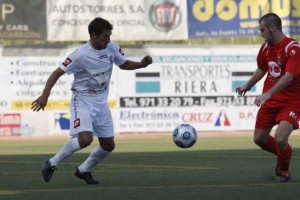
277;144;292;171
260;135;277;155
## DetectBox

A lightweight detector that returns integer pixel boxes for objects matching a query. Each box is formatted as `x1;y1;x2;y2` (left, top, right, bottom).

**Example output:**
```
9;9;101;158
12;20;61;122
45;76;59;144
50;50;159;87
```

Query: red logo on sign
74;118;80;128
182;112;213;123
0;113;21;136
62;57;72;67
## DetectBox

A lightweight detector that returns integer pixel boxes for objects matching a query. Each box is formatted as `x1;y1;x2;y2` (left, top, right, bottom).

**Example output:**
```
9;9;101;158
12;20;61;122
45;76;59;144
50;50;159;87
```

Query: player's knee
78;133;93;148
100;141;115;152
79;138;93;148
274;136;287;150
253;136;266;147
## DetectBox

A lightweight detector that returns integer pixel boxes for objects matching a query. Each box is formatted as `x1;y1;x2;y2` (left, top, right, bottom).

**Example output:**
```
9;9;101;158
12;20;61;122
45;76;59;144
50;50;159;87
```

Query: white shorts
69;94;114;138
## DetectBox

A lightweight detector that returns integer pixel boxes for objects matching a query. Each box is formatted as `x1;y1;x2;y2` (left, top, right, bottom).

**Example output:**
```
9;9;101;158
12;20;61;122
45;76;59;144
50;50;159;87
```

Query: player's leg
75;103;114;184
80;136;115;171
42;95;93;182
274;105;300;182
79;136;115;172
75;137;114;184
274;121;294;182
254;105;277;155
254;104;284;180
42;131;93;182
254;128;276;154
49;131;93;166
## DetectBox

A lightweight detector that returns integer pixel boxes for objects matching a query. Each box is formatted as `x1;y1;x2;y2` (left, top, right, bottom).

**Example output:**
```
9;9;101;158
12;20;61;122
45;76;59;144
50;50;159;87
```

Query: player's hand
236;85;248;96
140;55;153;68
254;93;271;107
31;94;49;111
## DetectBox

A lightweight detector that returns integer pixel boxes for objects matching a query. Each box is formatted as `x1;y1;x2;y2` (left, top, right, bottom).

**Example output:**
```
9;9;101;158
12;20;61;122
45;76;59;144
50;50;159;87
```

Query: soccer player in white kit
31;17;153;184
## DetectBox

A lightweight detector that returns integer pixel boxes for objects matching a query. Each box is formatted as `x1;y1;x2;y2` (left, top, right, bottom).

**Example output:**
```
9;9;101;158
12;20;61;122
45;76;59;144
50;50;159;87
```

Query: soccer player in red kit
236;13;300;183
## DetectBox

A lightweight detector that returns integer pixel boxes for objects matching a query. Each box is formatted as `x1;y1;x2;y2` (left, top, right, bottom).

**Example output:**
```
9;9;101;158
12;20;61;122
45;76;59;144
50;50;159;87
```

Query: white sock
78;145;110;172
49;137;81;166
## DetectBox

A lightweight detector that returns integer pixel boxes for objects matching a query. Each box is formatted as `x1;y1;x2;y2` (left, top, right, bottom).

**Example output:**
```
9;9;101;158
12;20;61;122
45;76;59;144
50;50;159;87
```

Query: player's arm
31;67;65;111
266;72;294;95
119;55;152;70
244;68;266;89
255;72;294;106
236;68;266;96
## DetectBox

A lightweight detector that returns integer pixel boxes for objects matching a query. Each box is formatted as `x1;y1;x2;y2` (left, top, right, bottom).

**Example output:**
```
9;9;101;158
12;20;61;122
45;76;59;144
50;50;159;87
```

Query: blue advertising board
188;0;300;39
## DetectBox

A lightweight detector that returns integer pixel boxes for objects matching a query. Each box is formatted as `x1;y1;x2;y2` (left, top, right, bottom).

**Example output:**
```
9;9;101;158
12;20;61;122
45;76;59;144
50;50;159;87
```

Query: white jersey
59;41;127;104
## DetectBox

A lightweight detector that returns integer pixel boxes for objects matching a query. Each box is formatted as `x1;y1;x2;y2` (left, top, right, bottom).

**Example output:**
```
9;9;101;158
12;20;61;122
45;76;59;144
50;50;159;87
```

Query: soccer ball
173;124;197;148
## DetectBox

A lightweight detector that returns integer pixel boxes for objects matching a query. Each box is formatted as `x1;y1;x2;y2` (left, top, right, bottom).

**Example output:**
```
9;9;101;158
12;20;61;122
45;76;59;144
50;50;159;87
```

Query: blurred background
0;0;299;137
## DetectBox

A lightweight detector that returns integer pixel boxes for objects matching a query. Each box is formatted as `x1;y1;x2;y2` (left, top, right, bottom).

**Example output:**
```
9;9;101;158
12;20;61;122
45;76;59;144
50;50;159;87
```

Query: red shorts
255;101;300;129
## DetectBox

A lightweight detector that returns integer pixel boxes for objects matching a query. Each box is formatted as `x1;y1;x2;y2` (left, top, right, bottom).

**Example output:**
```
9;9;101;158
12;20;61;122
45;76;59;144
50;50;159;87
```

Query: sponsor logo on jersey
290;49;296;56
99;55;107;59
289;111;299;122
119;48;124;56
92;69;110;77
62;57;72;67
268;61;281;78
277;54;282;65
74;118;80;128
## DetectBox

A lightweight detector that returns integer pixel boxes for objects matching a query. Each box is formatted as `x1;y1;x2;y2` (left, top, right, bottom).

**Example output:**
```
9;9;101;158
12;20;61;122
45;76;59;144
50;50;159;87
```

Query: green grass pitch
1;134;300;200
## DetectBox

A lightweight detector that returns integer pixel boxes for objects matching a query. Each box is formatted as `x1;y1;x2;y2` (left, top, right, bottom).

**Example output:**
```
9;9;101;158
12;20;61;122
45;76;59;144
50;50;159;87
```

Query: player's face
93;30;112;50
259;20;275;44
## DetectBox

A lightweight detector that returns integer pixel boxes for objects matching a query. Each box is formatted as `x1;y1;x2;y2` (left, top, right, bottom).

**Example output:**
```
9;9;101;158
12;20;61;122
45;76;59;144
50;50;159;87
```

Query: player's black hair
259;13;282;31
88;17;113;36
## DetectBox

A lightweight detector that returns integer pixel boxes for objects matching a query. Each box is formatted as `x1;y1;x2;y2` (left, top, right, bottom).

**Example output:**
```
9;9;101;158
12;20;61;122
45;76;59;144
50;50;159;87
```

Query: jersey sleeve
256;43;268;71
59;48;84;75
109;42;127;66
286;44;300;77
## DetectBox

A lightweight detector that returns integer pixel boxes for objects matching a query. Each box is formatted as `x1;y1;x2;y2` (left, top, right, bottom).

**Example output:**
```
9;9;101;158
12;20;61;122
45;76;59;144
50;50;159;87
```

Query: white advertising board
47;0;188;41
0;45;263;136
0;56;118;136
116;45;263;132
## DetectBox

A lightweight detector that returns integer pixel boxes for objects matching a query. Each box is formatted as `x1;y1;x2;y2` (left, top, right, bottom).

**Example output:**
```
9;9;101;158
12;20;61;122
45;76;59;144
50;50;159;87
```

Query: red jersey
257;37;300;104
